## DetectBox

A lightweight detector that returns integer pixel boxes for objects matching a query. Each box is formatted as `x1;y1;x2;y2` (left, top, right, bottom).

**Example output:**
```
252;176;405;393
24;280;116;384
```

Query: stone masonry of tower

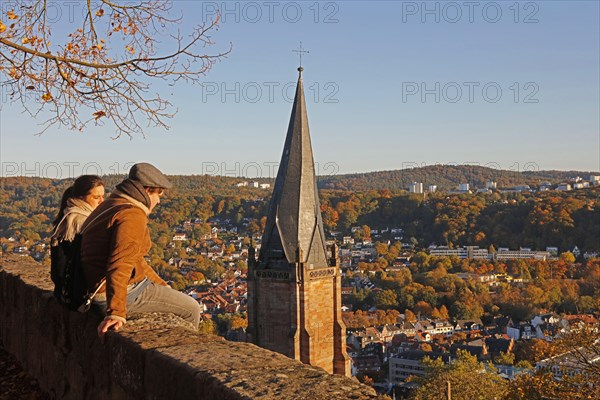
246;68;351;376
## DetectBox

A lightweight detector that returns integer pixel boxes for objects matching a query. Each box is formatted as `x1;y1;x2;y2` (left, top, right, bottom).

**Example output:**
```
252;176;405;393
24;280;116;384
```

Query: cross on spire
292;42;309;69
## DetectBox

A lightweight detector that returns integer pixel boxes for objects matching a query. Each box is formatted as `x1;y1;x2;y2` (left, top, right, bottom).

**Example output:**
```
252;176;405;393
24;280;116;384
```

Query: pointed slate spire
258;67;328;269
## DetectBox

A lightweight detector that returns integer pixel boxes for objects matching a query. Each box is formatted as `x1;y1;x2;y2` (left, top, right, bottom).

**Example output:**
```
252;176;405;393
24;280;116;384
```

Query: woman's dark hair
53;175;105;227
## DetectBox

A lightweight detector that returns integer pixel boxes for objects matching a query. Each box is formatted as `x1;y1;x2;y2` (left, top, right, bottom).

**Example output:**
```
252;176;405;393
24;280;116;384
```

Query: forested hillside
318;165;598;191
1;172;598;253
320;188;599;251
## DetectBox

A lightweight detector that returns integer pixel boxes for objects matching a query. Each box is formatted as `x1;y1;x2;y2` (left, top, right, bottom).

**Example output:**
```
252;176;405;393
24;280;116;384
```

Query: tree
374;242;389;257
438;305;449;320
411;350;508;400
362;225;371;239
430;307;442;319
372;289;398;310
494;351;515;366
0;1;230;136
474;231;486;243
197;318;217;335
553;327;600;386
413;301;433;318
185;271;205;284
420;343;432;352
347;288;371;310
404;309;416;323
505;371;565;400
514;339;558;364
170;274;187;291
412;251;431;270
559;251;576;264
214;313;231;335
514;360;533;369
507;328;600;399
229;314;248;330
450;332;467;343
382;309;400;325
193;223;211;239
357;374;374;386
386;241;402;264
320;203;339;231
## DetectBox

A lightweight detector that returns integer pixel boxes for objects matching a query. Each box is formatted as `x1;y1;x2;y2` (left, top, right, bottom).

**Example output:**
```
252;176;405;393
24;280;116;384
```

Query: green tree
412;251;431;270
494;351;515;366
411;350;508;400
372;289;398;310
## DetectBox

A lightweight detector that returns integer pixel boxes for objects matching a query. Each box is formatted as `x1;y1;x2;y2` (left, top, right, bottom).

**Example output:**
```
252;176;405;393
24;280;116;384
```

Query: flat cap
128;162;173;189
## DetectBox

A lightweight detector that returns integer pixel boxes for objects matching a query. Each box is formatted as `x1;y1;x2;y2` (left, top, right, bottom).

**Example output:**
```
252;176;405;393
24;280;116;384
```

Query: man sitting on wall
81;162;201;342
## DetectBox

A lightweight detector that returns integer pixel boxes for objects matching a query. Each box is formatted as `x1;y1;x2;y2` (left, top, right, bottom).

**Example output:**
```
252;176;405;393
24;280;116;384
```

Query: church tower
247;67;350;376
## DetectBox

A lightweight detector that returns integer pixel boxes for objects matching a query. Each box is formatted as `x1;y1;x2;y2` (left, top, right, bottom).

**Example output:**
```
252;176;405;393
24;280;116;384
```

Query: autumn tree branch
0;0;231;138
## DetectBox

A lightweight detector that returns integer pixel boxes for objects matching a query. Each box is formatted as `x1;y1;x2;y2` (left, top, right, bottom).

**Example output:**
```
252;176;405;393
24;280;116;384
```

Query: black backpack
50;233;90;312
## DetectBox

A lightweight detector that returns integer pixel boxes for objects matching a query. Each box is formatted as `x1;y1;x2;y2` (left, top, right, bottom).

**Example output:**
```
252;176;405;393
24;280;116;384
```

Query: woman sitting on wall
50;175;105;299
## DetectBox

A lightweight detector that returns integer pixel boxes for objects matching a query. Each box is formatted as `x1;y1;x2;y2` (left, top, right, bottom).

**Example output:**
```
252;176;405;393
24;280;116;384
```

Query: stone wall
0;255;379;400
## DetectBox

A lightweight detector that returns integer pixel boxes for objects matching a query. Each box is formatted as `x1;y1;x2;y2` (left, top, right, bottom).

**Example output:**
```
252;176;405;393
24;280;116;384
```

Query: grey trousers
94;279;201;328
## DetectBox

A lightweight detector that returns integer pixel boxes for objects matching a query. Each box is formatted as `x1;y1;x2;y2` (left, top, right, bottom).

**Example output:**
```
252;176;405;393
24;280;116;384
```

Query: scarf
112;178;151;215
51;198;95;243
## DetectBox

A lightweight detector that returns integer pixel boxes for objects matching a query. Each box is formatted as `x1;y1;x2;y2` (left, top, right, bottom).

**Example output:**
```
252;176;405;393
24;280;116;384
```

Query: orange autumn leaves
1;8;111;115
0;9;19;33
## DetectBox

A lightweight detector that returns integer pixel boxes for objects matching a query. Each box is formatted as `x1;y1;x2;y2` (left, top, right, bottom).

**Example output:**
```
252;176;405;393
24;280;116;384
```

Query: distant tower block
486;181;497;189
246;67;350;376
409;182;423;194
428;185;437;193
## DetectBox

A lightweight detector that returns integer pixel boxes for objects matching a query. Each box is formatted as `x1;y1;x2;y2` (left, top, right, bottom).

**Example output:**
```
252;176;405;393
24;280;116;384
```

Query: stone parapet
0;256;379;399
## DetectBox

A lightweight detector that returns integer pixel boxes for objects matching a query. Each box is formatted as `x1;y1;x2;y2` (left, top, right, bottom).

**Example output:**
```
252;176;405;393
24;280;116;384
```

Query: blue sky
1;0;599;178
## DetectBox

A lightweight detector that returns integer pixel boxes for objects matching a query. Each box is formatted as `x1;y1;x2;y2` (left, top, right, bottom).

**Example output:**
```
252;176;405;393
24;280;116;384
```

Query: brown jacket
81;195;166;321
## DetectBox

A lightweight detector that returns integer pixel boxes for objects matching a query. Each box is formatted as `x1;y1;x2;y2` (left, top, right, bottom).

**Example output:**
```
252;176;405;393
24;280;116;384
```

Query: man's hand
97;317;124;343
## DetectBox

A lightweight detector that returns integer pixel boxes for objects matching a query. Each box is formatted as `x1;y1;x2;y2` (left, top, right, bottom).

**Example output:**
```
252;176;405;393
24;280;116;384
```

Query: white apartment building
494;249;550;261
429;245;489;260
409;182;424;194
